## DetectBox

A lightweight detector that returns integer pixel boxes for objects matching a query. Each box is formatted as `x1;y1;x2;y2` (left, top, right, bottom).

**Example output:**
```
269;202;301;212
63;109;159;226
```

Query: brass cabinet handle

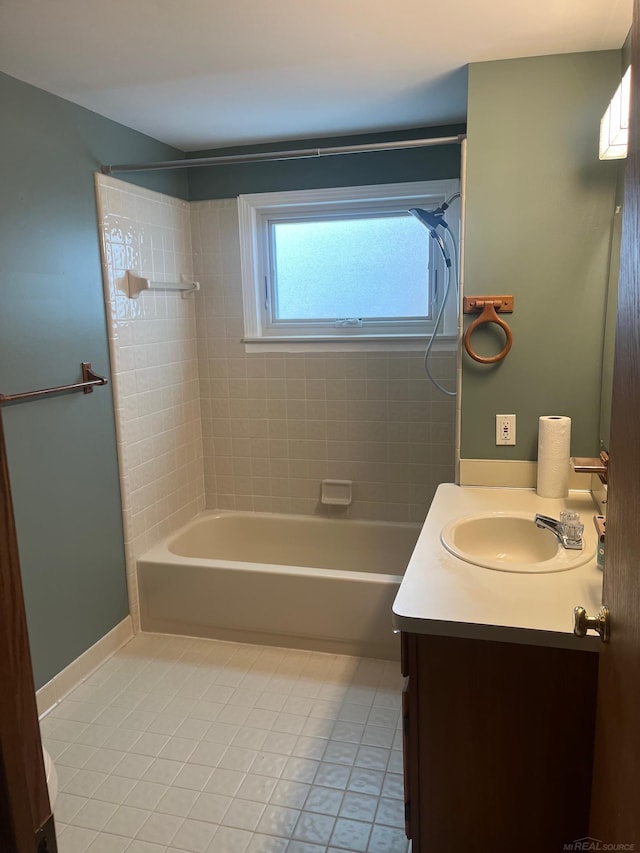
573;605;610;643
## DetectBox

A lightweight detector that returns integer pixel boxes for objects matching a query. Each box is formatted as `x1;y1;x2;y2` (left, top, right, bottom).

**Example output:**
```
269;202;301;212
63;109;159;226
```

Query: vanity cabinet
400;631;599;853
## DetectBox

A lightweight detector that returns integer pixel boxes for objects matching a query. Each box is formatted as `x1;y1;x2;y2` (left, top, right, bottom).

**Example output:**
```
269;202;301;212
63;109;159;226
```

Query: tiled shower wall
96;182;456;626
190;199;456;524
95;175;205;629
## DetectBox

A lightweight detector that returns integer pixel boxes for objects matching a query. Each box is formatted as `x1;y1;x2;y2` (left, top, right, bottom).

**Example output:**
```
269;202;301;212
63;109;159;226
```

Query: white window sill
243;335;458;354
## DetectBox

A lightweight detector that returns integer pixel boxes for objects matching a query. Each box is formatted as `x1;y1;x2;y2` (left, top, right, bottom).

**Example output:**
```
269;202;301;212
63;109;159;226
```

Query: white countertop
392;483;603;651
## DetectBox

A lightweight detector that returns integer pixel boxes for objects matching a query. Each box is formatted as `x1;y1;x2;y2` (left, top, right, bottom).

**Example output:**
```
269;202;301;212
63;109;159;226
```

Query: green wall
0;71;187;689
461;52;620;461
187;124;465;199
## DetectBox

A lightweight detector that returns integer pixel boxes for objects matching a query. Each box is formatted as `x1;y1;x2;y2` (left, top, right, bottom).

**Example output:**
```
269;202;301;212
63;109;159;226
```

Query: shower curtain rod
102;134;465;175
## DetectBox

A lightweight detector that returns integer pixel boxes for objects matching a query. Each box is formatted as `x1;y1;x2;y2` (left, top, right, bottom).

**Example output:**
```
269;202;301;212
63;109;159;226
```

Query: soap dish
321;479;352;506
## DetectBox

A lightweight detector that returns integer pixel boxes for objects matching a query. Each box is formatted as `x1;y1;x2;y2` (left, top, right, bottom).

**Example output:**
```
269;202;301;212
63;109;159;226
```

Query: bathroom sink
440;512;594;573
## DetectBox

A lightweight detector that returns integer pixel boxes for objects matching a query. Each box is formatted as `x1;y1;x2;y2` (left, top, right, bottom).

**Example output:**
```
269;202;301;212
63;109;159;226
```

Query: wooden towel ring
464;301;513;364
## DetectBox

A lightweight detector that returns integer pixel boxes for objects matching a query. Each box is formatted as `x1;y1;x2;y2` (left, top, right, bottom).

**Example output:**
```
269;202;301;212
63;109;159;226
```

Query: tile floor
41;633;409;853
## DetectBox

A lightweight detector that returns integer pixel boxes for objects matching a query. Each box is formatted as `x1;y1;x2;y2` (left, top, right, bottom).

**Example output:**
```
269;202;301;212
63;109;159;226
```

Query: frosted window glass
271;215;429;321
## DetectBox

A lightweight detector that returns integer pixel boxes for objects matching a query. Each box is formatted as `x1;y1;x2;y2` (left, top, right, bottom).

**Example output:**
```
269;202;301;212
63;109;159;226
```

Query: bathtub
137;511;421;660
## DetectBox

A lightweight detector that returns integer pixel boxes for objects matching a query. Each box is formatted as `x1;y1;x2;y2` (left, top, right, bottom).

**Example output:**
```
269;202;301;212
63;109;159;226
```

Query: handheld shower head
409;206;451;267
409;206;448;231
409;198;460;397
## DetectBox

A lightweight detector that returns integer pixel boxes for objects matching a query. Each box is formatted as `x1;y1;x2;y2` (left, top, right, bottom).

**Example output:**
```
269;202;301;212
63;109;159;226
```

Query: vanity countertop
392;483;604;650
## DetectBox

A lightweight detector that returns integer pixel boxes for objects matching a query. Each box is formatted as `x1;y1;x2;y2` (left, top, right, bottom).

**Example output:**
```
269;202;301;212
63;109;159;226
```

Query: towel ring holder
463;297;513;364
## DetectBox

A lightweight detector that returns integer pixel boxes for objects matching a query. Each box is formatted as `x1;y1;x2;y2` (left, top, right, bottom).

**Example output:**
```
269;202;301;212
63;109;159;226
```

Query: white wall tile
95;176;205;629
96;178;455;624
190;199;455;522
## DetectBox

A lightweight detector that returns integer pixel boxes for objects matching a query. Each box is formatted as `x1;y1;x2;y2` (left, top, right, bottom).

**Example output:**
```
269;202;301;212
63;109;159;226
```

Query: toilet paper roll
537;416;571;498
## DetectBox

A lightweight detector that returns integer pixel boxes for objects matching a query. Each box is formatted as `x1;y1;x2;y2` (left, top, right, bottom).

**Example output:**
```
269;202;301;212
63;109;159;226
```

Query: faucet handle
560;511;583;543
564;521;584;543
560;510;579;524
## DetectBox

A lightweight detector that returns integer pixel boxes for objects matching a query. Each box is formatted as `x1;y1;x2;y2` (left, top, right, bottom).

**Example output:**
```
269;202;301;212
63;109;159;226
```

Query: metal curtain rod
102;134;465;175
0;363;108;406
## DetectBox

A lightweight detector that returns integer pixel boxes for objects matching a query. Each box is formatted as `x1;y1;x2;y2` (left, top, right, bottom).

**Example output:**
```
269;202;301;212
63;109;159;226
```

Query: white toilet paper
537;416;571;498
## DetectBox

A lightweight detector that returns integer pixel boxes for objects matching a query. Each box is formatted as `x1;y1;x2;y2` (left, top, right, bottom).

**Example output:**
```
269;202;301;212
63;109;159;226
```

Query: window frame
238;179;460;349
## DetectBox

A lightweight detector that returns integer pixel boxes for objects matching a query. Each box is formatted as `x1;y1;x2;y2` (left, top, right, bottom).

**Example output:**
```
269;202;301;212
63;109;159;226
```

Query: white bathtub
137;511;420;660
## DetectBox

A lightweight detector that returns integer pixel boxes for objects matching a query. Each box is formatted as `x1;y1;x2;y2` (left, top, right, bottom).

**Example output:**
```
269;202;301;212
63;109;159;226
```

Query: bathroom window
238;180;459;349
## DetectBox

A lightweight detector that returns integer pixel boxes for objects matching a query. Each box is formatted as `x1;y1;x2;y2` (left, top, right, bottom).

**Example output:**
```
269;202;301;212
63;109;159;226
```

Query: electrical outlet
496;414;516;445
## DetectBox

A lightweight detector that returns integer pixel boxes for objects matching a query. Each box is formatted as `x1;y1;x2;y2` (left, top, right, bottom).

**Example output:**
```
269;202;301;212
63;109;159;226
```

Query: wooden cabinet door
401;676;411;840
405;633;597;853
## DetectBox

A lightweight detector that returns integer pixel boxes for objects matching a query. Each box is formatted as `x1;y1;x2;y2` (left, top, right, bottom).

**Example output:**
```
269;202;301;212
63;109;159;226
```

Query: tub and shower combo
131;192;457;659
137;511;421;660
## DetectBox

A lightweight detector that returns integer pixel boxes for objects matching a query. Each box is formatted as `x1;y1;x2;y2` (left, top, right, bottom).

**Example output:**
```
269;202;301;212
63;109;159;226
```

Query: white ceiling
0;0;632;152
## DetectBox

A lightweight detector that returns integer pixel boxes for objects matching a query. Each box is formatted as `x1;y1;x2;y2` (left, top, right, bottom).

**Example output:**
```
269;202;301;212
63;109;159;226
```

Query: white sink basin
440;512;594;573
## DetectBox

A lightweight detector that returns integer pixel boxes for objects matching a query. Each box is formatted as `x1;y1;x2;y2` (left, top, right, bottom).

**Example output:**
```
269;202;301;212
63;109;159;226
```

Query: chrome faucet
534;512;584;550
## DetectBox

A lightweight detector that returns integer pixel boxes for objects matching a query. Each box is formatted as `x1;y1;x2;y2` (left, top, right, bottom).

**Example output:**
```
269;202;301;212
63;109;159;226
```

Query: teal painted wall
461;52;620;461
0;71;187;689
187;124;465;199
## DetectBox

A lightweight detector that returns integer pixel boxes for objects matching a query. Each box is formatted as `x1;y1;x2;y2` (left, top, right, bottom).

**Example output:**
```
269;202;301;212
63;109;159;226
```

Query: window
238;180;459;348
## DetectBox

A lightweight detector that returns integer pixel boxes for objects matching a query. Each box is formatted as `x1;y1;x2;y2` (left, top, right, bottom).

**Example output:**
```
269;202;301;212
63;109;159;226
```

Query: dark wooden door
0;411;57;852
589;1;640;845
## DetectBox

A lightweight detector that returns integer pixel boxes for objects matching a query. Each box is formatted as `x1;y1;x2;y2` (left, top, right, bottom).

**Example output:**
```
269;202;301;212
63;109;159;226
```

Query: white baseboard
36;616;134;718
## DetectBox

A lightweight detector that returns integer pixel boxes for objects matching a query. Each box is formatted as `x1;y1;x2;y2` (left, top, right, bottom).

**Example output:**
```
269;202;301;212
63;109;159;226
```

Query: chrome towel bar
0;362;108;405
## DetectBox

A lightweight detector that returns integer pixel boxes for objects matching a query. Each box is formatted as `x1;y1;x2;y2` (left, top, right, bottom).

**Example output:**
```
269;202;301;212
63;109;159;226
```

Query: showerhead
409;206;448;231
409;206;451;267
